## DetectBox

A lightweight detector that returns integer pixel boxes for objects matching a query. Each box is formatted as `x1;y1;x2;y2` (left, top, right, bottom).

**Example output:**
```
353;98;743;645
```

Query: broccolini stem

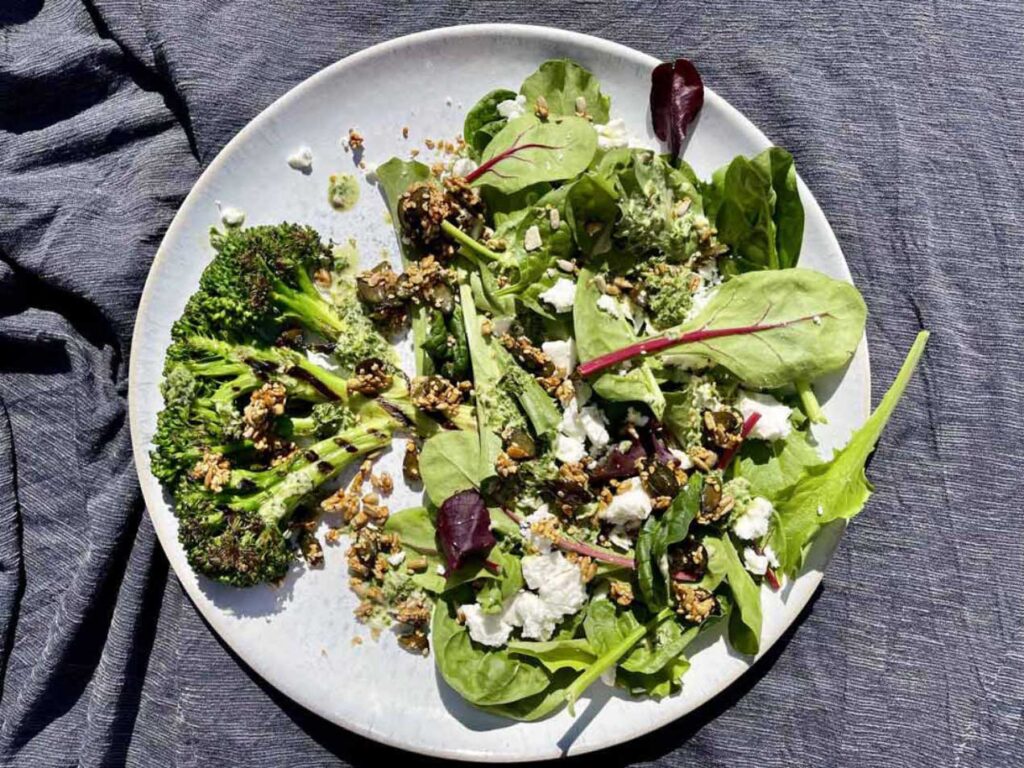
795;379;827;424
563;608;674;715
439;220;511;268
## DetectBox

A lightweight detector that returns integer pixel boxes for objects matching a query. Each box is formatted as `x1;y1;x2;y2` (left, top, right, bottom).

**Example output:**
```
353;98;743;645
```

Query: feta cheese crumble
737;391;793;441
600;481;653;527
461;550;588;645
496;94;527;119
542;338;577;376
523;225;543;252
286;146;313;173
596;293;622;318
521;506;556;553
733;496;774;540
218;205;245;228
451;157;478;178
538;278;576;313
742;545;780;576
594;118;629;149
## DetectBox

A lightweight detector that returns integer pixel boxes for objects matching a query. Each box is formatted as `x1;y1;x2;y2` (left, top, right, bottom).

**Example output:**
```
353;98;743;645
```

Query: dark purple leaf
639;421;676;465
436;489;495;571
590;440;647;483
650;58;704;160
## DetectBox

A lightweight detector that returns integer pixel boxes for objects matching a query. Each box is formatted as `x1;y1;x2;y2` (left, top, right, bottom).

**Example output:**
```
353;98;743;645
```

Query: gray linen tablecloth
1;1;1022;765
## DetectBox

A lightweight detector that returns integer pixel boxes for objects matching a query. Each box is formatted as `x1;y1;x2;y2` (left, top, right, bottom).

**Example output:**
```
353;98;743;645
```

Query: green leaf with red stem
577;268;866;390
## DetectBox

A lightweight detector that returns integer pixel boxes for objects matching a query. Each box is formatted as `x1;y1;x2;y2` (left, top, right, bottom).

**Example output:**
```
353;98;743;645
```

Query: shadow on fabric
0;1;42;26
211;586;823;766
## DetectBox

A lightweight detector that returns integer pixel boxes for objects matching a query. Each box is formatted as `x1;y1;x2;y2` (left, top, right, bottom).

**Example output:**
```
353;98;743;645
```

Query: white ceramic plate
128;24;870;762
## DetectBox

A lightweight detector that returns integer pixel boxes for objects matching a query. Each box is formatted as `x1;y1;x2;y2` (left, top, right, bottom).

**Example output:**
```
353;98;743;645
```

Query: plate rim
127;22;871;762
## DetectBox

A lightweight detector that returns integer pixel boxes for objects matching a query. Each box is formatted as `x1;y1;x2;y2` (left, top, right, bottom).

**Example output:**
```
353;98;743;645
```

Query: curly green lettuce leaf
773;331;929;575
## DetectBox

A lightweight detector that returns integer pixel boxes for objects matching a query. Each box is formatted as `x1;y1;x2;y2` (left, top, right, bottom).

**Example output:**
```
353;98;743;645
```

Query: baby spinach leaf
705;534;762;656
493;186;573;297
565;601;673;713
478;669;578;721
383;506;438;554
520;58;611;122
620;619;697;674
469;115;598;194
419;430;490;506
574;268;666;417
507;638;598;672
706;147;802;272
431;597;551;706
617;653;691;699
636;474;702;610
635;515;667;609
495;347;561;438
464;88;517;154
774;332;929;575
477;549;524;614
565;174;618;257
580;269;866;390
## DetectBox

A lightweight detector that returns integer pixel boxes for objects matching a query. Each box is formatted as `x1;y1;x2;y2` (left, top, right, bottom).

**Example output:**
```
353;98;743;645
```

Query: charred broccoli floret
174;418;393;586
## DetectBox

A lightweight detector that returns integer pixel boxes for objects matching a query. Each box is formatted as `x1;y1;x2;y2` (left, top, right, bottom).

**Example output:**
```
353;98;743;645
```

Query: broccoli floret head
175;485;292;587
200;224;346;342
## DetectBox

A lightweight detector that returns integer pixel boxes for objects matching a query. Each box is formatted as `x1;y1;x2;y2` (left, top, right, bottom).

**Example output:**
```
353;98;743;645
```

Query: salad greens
152;54;928;722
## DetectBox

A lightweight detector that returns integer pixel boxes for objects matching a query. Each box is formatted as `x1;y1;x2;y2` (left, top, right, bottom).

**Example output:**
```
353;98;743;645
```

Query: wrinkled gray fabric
1;1;1021;765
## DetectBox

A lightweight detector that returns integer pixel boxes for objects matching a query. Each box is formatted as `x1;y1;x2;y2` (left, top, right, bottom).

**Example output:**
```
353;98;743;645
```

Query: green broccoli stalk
176;416;393;586
280;402;356;439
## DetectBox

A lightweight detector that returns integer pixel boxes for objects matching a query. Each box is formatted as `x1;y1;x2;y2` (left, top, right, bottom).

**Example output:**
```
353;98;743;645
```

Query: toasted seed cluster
673;584;718;624
410;375;464;416
190;449;231;493
348;358;393;396
243;382;288;451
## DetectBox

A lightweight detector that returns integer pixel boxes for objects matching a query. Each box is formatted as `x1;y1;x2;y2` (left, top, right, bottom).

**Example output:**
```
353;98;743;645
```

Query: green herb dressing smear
328;173;360;212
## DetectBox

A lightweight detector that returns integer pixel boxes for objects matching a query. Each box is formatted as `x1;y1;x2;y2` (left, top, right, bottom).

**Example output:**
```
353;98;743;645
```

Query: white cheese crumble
549;208;561;230
521;506;556;553
596;293;622;318
463;550;588;645
670;448;694;470
461;603;514;647
733;496;774;540
542;338;577;376
521;551;588;616
594;118;629;149
599;481;653;527
387;551;406;567
737;391;793;441
742;545;780;576
523;225;543;252
496;94;527;119
626;406;650;427
287;146;314;173
556;398;610;462
451;157;478;178
219;205;245;228
538;278;576;313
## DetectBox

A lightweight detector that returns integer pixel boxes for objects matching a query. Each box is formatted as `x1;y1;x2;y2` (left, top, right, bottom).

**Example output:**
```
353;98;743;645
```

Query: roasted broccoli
151;223;480;588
